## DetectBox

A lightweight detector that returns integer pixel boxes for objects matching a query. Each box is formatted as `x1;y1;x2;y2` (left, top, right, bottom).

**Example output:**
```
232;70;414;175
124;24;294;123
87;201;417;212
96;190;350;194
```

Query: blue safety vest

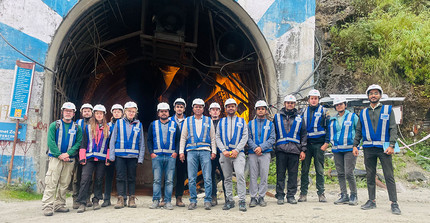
152;120;177;155
77;119;86;131
185;116;212;151
303;105;326;138
114;119;142;156
84;124;110;160
50;120;78;157
248;119;273;153
329;112;355;152
274;113;302;145
219;116;245;152
170;115;186;131
360;105;392;148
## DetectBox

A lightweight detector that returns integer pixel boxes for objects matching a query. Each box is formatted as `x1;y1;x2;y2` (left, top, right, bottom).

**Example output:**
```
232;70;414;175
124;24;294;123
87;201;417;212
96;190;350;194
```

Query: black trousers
103;163;115;201
77;160;106;204
175;155;187;197
276;152;299;199
115;157;137;197
363;147;397;202
211;153;226;199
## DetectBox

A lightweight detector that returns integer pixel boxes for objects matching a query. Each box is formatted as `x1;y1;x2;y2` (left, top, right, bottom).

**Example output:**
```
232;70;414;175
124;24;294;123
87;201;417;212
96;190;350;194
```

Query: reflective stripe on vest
52;120;77;156
114;119;141;155
274;113;302;145
329;113;354;150
303;105;326;138
77;119;85;130
185;116;211;150
250;119;272;145
170;115;186;131
153;120;177;154
361;105;392;148
85;124;109;159
219;117;245;151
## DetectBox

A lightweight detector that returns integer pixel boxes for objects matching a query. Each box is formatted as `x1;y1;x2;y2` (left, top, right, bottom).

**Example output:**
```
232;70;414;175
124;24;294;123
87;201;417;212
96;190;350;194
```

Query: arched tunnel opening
50;0;273;193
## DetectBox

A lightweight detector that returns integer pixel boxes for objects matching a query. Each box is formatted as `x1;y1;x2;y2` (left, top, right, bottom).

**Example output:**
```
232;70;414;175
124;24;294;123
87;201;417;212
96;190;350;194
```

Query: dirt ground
1;182;429;223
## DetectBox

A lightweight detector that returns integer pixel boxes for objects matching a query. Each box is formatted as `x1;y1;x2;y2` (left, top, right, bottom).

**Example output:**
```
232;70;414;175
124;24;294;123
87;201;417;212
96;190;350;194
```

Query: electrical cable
219;52;256;77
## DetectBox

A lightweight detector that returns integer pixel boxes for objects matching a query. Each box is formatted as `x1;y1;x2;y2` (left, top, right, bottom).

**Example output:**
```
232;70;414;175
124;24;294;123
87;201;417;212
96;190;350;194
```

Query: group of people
41;84;401;216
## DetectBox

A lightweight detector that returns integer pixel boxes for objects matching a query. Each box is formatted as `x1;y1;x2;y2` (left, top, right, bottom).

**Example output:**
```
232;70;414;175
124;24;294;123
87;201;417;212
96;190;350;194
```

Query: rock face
407;171;427;182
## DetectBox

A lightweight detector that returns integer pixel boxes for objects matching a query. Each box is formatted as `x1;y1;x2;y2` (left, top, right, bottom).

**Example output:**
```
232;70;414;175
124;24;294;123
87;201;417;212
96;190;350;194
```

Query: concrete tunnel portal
44;0;276;193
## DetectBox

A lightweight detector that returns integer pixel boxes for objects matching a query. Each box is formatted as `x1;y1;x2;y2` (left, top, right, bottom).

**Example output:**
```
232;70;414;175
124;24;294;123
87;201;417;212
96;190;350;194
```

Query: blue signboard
0;122;27;141
9;60;35;119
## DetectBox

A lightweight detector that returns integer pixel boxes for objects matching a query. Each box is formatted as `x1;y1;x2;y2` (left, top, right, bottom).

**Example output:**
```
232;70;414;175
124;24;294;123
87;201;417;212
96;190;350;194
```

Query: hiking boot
239;200;247;212
54;206;69;213
188;202;197;210
298;194;307;202
204;202;211;210
249;197;258;207
128;195;137;208
86;198;92;207
277;198;284;205
77;204;86;213
318;193;327;203
222;200;235;210
149;200;159;209
258;197;267;207
349;193;358;206
93;201;101;210
334;193;349;205
73;200;80;209
165;202;174;210
101;200;111;207
114;196;124;209
176;196;185;207
211;196;218;206
43;207;53;216
361;200;376;210
287;197;297;204
391;202;401;215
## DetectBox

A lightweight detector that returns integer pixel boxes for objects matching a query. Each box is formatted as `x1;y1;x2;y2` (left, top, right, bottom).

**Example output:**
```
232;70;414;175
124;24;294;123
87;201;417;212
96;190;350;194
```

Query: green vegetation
0;182;42;201
403;131;430;171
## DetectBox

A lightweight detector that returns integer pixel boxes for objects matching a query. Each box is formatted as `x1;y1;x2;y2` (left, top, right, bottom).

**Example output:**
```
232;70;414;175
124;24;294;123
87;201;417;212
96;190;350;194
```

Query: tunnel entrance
47;0;275;193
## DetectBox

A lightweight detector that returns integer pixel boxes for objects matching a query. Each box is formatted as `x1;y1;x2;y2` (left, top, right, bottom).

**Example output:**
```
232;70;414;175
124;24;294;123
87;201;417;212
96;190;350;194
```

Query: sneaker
43;207;53;216
77;204;86;213
211;196;218;206
239;200;247;212
72;200;80;209
149;200;159;209
391;202;401;215
222;200;235;210
188;202;197;210
349;193;358;206
361;200;376;210
165;202;174;210
204;202;211;210
298;194;307;202
101;200;111;207
258;197;267;207
334;193;349;205
54;206;69;213
86;199;92;207
277;198;284;205
93;201;101;210
318;193;327;203
287;197;297;204
249;197;258;207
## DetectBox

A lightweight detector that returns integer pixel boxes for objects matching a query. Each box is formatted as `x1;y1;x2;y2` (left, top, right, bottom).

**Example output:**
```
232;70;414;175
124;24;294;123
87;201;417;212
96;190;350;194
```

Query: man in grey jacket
273;95;307;205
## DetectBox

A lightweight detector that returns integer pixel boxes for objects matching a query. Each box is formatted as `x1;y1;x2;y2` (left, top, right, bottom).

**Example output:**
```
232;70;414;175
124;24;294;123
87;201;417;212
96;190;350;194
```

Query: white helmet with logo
366;84;383;95
209;102;221;110
192;98;205;107
173;98;186;107
61;102;76;112
224;98;237;107
254;100;268;109
110;104;124;113
157;102;170;111
93;104;107;114
333;97;347;106
124;101;138;110
80;103;93;112
284;95;297;103
308;89;321;97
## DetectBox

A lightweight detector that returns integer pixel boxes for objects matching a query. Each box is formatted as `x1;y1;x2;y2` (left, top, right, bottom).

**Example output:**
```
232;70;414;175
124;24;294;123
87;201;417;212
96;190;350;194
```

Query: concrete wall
0;0;315;191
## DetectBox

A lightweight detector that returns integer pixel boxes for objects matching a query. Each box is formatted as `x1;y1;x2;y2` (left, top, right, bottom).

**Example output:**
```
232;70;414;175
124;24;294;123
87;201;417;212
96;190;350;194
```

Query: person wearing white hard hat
208;102;226;206
179;98;217;210
148;102;181;210
273;95;307;205
76;104;110;213
101;103;124;208
171;98;188;207
247;100;275;208
216;98;248;211
353;84;401;215
328;98;359;206
299;89;330;203
42;102;83;216
109;101;145;209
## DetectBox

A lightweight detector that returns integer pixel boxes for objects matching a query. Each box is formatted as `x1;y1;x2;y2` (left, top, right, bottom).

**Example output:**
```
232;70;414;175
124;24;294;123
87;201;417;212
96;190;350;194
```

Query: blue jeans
187;150;212;203
152;154;176;202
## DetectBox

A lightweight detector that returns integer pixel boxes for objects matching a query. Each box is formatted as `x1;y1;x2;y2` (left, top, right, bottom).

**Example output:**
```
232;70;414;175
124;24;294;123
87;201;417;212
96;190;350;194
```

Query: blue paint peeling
42;0;78;17
0;155;36;190
0;23;48;72
257;0;315;40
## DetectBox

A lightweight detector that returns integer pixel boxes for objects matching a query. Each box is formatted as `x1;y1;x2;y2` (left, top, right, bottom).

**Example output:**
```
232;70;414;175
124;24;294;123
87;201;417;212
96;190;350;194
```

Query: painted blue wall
0;155;36;189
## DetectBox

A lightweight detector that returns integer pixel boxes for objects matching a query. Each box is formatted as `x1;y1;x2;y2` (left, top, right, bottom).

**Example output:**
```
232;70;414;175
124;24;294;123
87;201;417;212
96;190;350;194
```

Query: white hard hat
284;95;297;103
333;97;347;106
366;84;383;95
224;98;237;107
110;104;124;113
61;102;76;112
209;102;221;110
308;89;321;97
80;103;93;112
124;101;138;110
254;100;268;109
173;98;186;107
192;98;205;107
93;104;107;114
157;102;170;111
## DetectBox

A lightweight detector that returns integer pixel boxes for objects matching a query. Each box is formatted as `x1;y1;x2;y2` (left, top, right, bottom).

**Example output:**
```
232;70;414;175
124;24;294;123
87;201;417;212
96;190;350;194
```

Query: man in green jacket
42;102;83;216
